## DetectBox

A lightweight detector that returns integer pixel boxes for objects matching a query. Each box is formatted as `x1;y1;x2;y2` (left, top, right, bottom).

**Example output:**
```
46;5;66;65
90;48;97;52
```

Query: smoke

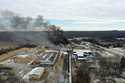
0;10;49;31
0;10;69;46
47;25;69;45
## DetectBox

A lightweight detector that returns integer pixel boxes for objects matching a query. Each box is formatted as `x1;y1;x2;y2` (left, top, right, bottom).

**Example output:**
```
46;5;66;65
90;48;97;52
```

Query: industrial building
73;49;96;60
23;67;46;80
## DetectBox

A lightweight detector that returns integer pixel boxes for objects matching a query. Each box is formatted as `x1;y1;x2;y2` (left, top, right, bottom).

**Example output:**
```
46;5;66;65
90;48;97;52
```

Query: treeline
64;31;125;39
81;38;125;48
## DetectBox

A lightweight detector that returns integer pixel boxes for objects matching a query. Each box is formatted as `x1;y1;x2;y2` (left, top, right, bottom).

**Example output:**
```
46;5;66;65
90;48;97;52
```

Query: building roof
73;49;94;57
16;54;29;58
74;49;92;52
29;67;45;76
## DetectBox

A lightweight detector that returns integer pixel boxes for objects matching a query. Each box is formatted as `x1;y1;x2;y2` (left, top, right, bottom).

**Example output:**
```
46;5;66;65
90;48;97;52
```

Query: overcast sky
0;0;125;31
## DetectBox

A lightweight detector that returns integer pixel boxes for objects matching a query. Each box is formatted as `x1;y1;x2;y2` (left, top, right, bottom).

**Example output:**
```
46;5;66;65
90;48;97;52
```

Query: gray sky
0;0;125;31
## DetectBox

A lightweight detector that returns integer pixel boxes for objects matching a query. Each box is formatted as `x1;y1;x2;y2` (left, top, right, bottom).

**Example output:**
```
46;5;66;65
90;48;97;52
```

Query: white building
23;67;45;80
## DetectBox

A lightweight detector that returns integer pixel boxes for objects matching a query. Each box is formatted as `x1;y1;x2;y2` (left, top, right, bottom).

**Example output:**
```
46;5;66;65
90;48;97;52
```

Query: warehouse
23;67;45;80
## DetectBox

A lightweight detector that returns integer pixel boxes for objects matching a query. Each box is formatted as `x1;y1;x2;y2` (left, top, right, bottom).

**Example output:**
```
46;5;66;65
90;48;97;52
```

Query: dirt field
0;48;32;62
